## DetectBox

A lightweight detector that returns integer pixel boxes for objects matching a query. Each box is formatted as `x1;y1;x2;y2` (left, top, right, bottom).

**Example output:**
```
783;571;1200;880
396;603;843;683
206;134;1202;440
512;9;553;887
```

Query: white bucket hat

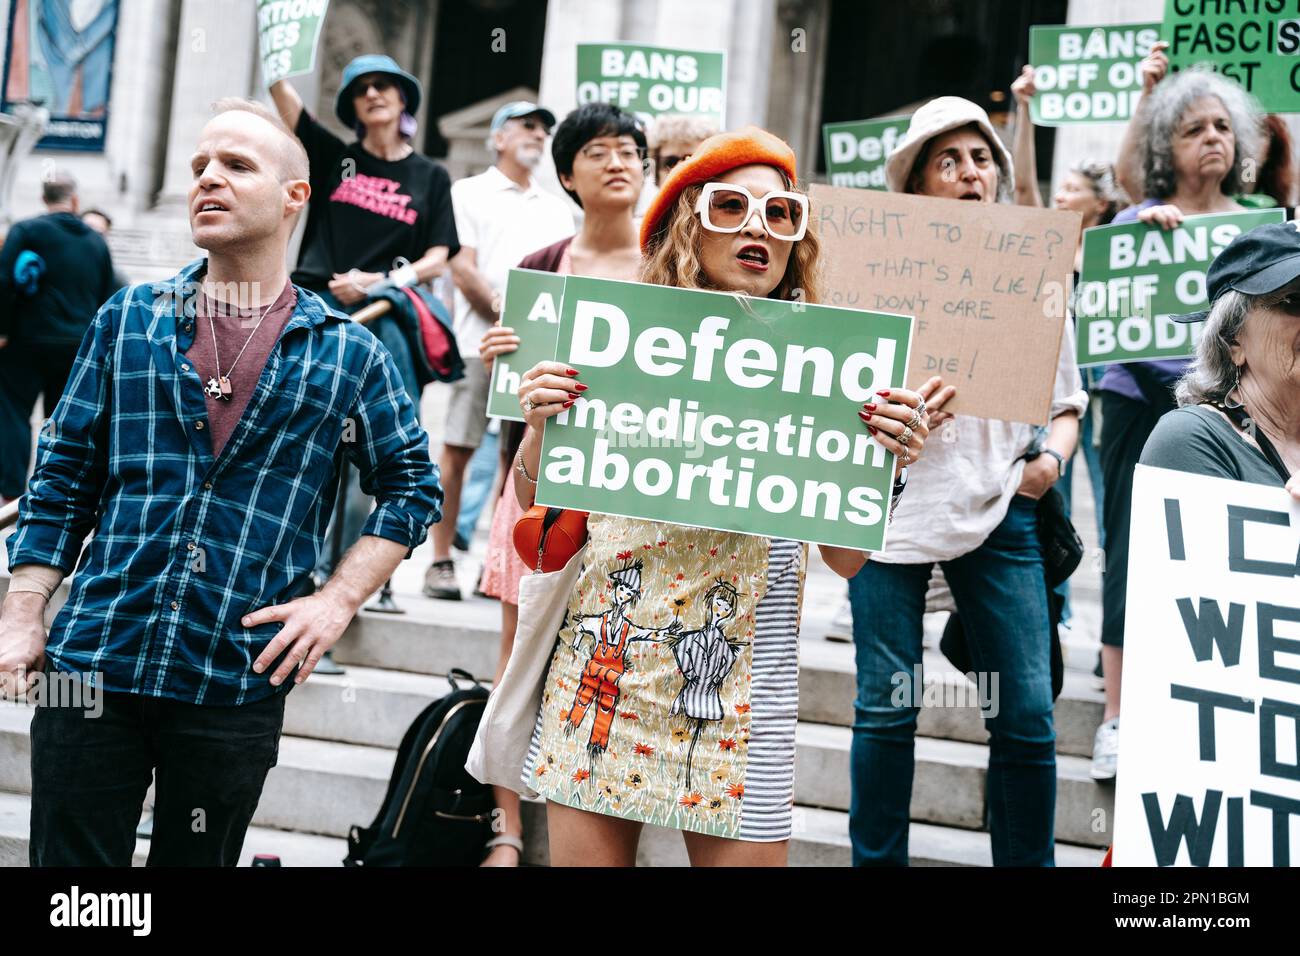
884;96;1014;195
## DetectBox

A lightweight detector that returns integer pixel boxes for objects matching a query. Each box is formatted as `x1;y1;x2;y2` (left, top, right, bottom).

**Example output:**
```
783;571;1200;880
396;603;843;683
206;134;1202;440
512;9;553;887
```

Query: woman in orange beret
511;127;949;866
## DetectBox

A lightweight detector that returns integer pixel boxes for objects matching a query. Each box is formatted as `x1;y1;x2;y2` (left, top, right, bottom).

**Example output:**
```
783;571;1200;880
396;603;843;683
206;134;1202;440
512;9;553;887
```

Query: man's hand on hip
0;592;49;698
245;591;356;687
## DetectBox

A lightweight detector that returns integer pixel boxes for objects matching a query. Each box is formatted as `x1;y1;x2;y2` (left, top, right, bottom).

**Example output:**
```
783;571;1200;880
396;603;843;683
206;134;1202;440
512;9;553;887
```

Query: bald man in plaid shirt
0;98;442;867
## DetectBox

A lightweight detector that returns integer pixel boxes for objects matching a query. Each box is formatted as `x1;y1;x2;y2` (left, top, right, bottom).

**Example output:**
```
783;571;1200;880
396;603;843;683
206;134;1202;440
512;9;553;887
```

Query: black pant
0;338;77;498
29;677;286;866
1098;390;1176;648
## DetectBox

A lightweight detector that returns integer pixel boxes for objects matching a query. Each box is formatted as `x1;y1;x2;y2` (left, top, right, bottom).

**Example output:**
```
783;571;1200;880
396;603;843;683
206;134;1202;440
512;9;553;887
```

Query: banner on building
576;43;725;128
1113;465;1300;867
1163;2;1300;112
257;0;329;85
1028;22;1161;124
535;276;911;552
822;115;911;190
488;268;567;422
2;0;119;151
1074;208;1285;366
810;183;1080;425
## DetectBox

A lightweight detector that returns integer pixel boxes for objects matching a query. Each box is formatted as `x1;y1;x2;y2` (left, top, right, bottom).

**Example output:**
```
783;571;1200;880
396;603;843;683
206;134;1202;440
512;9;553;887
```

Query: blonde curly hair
640;178;823;305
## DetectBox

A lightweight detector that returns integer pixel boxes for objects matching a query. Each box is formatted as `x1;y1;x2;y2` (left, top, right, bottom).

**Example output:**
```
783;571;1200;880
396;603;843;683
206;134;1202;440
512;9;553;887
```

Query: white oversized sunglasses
693;182;809;241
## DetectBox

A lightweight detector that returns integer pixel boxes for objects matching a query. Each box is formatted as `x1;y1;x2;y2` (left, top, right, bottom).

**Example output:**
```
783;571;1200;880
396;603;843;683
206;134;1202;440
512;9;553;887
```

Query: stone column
157;0;259;203
105;0;182;211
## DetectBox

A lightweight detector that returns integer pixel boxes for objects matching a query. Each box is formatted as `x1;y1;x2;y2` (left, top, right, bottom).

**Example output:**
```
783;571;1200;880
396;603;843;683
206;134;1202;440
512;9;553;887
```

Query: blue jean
847;496;1057;866
456;428;499;542
1055;387;1105;622
313;295;422;578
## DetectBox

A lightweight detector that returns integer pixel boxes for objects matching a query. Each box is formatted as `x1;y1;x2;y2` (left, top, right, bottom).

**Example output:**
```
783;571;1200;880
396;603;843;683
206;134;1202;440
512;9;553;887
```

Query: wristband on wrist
8;564;64;601
389;263;419;288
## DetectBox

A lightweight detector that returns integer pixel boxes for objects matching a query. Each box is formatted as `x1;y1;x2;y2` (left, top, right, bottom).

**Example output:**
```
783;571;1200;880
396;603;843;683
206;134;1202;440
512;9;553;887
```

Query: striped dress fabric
521;515;806;843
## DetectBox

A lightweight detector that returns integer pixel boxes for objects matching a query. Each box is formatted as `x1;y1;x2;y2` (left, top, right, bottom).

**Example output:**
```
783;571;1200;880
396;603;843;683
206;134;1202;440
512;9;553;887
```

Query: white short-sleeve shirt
450;165;575;354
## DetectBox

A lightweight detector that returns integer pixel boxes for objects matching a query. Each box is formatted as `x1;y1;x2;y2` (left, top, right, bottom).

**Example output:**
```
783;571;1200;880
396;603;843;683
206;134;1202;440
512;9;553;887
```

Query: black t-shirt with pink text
291;110;459;291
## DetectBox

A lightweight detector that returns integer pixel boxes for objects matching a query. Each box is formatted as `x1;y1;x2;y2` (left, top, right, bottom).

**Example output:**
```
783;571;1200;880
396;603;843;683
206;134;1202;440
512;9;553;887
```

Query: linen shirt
877;319;1088;564
449;165;574;355
6;259;442;705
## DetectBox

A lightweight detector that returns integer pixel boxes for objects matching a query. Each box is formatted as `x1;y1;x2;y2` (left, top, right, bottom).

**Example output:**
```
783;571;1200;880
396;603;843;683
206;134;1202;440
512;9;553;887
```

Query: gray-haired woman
1141;220;1300;499
1091;51;1266;782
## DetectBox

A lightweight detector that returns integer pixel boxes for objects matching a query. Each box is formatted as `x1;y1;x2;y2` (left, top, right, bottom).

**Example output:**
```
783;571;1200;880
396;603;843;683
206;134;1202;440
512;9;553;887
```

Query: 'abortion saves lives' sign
1114;466;1300;866
1074;208;1285;366
1029;21;1161;124
535;277;911;552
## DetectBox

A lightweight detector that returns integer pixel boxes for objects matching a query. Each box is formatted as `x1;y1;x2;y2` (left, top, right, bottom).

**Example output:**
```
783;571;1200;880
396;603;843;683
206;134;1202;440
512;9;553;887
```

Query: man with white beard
423;102;574;600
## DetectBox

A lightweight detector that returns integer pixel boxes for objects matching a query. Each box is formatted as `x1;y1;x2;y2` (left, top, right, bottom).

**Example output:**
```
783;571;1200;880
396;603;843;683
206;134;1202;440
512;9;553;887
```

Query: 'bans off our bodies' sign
576;43;725;127
488;269;567;422
535;277;911;552
1028;22;1161;124
1114;466;1300;866
1074;208;1284;366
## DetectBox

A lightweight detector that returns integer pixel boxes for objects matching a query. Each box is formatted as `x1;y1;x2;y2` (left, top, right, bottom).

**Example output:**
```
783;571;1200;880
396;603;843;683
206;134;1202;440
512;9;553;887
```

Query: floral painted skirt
521;515;805;842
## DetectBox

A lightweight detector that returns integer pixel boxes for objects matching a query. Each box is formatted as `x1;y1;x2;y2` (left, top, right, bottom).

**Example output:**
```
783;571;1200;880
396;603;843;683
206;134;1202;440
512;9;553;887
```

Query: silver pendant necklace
202;286;277;401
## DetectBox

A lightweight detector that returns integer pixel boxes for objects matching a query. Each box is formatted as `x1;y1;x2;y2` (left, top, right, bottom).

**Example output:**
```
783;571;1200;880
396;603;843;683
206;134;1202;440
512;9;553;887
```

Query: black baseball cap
1173;220;1300;323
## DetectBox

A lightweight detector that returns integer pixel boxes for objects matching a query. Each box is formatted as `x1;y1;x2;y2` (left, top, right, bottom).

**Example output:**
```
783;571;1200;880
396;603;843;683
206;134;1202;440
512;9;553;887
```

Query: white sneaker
1091;716;1119;781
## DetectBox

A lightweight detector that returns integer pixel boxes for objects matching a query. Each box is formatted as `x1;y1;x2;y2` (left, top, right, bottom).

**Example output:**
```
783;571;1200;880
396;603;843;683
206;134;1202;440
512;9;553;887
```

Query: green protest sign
1163;2;1300;112
257;0;329;85
822;116;911;190
535;277;912;551
1029;22;1161;124
576;43;726;127
488;269;568;422
1074;208;1284;366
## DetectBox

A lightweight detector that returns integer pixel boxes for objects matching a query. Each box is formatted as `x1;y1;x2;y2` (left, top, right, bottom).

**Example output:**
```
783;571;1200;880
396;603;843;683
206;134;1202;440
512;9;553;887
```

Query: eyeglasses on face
354;75;395;96
512;117;551;134
578;143;648;166
693;181;809;241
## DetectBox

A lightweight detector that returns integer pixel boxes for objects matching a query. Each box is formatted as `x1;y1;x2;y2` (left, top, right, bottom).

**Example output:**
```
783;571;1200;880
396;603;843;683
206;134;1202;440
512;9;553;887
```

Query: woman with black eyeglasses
269;55;460;633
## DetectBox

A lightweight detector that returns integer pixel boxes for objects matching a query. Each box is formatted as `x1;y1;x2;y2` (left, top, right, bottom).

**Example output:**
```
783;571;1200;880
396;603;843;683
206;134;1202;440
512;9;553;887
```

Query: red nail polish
574;383;589;392
868;426;878;436
566;369;580;376
562;399;574;408
858;411;870;421
864;403;877;412
876;389;891;398
568;392;579;399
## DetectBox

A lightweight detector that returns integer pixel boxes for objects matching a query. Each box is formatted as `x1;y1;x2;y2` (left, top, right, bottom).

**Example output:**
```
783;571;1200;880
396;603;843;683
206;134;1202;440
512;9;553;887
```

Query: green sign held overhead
1029;22;1161;124
488;269;568;422
822;116;911;190
257;0;329;84
1163;2;1300;112
1074;208;1284;366
535;277;912;552
576;43;726;127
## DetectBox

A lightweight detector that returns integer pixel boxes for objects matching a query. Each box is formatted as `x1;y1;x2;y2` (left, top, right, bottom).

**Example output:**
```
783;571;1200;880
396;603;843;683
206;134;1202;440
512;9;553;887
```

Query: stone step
0;704;1113;848
0;790;347;867
329;607;1105;758
0;789;1101;868
0;575;1106;759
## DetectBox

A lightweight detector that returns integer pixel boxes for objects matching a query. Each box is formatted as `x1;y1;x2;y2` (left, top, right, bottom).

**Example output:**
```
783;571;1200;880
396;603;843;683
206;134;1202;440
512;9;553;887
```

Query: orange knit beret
639;125;798;252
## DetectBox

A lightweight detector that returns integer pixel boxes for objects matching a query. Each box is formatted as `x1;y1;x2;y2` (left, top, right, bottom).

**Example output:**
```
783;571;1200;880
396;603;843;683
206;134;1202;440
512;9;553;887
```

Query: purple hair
353;85;418;141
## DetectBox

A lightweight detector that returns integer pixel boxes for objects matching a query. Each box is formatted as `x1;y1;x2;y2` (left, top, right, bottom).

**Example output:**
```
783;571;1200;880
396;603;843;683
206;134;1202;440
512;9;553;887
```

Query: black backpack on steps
344;669;494;866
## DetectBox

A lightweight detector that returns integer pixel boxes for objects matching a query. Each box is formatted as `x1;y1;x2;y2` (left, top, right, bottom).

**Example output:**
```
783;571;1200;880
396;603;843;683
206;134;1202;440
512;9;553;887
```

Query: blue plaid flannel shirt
5;259;442;705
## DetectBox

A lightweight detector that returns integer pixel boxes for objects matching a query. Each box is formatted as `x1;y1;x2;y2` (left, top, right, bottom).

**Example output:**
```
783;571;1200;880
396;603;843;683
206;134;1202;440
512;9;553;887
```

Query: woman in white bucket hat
847;96;1087;867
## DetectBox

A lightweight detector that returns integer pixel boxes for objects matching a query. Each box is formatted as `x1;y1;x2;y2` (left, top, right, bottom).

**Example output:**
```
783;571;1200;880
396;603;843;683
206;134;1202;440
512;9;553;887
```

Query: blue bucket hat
335;54;422;128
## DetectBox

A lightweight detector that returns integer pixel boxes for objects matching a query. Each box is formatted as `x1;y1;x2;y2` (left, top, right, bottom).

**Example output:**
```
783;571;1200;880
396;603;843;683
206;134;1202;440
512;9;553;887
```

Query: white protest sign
1113;465;1300;866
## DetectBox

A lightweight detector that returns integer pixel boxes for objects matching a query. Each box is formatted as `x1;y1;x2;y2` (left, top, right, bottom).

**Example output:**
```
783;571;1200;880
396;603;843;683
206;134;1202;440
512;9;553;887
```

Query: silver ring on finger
523;398;535;413
906;409;924;431
899;425;913;446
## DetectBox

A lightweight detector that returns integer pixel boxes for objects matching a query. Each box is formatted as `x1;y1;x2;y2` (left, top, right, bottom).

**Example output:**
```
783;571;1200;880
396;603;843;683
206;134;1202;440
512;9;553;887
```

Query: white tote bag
465;544;586;796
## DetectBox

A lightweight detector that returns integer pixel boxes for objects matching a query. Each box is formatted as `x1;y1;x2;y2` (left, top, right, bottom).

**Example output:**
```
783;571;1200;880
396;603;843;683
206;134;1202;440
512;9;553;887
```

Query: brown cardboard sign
811;184;1081;425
